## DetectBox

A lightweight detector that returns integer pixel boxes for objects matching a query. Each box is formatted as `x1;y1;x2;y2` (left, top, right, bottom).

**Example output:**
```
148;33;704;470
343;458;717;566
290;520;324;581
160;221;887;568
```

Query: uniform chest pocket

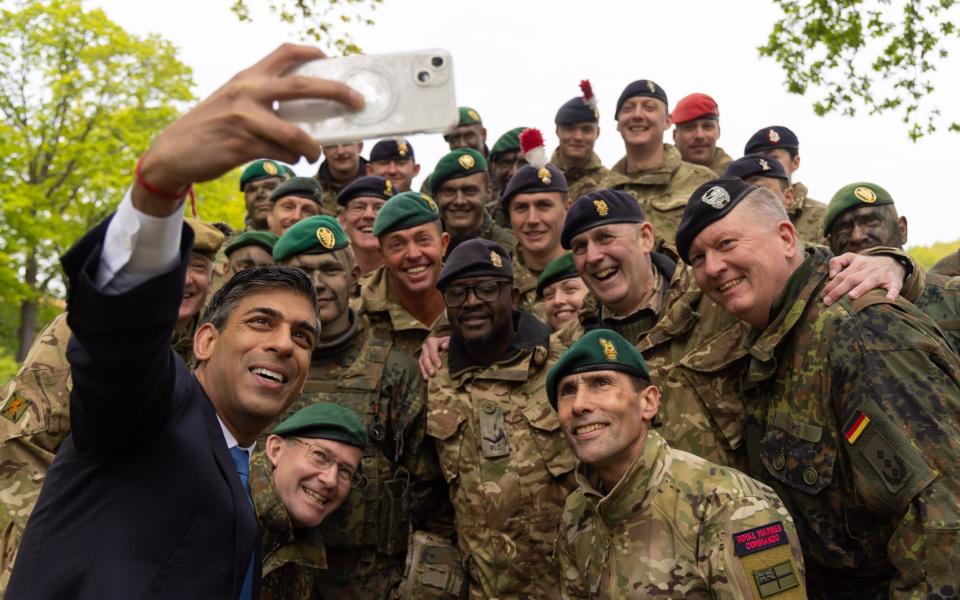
522;403;576;477
426;407;466;483
760;422;837;494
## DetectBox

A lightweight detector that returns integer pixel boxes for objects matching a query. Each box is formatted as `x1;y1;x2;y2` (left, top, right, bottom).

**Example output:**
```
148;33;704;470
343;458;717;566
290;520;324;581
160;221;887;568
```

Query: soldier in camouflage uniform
602;80;716;244
240;159;293;231
551;81;608;201
549;329;806;599
670;93;733;176
823;181;960;352
222;230;278;282
314;142;367;215
744;125;827;244
485;127;528;227
272;216;440;599
931;249;960;277
359;191;452;356
427;240;577;599
0;218;224;592
252;402;366;600
677;177;960;599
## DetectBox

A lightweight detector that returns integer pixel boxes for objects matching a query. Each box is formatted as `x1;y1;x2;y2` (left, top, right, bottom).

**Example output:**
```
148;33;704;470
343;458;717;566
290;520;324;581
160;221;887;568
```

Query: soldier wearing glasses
426;239;576;599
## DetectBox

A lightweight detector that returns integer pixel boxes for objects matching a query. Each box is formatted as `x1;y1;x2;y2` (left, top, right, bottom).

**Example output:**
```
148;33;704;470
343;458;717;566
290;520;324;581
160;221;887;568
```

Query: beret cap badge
398;141;408;157
384;180;394;196
468;109;480;121
702;186;731;209
490;251;503;268
263;161;279;175
593;199;609;217
420;193;437;211
599;338;618;361
854;186;877;203
759;158;771;171
316;227;336;249
646;81;656;94
767;129;781;143
458;154;476;170
538;167;552;185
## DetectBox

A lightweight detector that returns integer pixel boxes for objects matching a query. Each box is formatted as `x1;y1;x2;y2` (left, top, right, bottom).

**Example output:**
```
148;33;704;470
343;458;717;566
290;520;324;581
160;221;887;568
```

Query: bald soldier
602;80;715;244
358;191;451;355
551;81;609;201
671;93;732;176
267;176;323;234
676;177;960;598
426;239;576;599
240;159;292;231
252;402;365;600
270;216;439;599
430;148;517;255
366;138;420;193
822;181;960;351
743;125;827;244
0;218;224;592
551;329;806;599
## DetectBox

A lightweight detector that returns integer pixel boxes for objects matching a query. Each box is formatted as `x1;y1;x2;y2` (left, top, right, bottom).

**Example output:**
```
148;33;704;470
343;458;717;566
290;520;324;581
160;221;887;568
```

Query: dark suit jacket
8;217;259;599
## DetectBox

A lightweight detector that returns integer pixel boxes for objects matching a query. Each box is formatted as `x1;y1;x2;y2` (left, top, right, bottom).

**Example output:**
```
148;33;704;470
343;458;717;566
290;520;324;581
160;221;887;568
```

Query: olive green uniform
315;157;368;216
358;266;450;357
470;212;517;254
602;145;716;244
549;149;608;202
426;312;577;599
557;430;806;599
916;271;960;352
738;246;960;598
706;146;733;176
930;249;960;277
788;182;828;244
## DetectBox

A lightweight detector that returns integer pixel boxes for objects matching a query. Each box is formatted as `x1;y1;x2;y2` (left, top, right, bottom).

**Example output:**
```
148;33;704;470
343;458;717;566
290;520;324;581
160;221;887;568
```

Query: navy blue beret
437;239;514;289
337;175;396;207
675;177;759;265
500;164;568;211
614;80;668;119
743;126;799;155
369;138;414;162
561;189;645;249
555;96;599;125
723;153;789;182
270;176;323;205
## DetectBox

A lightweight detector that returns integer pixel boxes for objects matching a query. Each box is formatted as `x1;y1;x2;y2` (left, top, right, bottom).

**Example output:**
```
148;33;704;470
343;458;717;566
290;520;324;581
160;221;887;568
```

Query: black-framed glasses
289;438;365;487
442;280;508;308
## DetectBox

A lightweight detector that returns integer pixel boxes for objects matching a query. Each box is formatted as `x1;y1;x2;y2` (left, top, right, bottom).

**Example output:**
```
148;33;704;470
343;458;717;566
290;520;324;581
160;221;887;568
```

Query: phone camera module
417;70;431;83
431;56;444;68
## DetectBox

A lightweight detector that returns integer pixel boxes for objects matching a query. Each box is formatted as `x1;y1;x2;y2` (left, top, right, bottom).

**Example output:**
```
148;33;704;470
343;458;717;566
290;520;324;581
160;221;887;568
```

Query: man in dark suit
7;43;364;599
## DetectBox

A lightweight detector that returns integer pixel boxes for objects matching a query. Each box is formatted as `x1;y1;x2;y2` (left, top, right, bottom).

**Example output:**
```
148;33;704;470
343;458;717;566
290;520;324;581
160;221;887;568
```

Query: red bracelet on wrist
135;156;193;201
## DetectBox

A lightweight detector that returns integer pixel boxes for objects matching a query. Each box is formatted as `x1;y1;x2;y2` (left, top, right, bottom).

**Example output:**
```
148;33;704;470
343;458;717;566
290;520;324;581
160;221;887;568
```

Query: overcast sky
90;0;960;246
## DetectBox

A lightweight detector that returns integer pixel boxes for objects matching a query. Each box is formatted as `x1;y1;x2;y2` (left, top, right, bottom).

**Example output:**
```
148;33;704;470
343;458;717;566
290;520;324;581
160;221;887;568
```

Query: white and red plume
580;79;597;110
519;128;547;170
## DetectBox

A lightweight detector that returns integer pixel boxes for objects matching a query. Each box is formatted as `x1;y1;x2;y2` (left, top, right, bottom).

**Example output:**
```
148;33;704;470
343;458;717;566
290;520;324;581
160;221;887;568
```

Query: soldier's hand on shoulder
419;336;450;380
822;252;905;305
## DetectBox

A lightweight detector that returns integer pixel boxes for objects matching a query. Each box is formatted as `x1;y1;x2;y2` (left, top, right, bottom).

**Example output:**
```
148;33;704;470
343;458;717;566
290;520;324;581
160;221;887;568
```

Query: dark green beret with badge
273;215;348;262
436;238;513;289
615;80;668;119
224;230;279;258
823;182;895;237
430;148;487;197
536;252;579;298
272;401;367;449
561;189;645;249
372;190;441;237
675;177;759;265
270;176;324;205
458;106;483;126
546;328;650;409
239;159;290;191
489;127;527;160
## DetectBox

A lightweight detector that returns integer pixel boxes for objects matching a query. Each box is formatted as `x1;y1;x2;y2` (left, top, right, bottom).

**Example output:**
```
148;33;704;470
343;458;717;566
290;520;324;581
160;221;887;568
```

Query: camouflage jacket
557;246;746;469
511;249;547;322
739;246;960;598
549;148;609;202
788;182;828;244
315;157;368;216
915;272;960;353
474;211;517;254
426;312;577;599
707;146;733;176
358;266;450;356
930;250;960;277
602;145;716;245
251;452;328;600
557;430;806;599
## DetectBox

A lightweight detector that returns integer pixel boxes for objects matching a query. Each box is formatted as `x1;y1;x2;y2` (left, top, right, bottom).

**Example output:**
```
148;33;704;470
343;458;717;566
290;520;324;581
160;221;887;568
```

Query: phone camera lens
417;70;431;83
431;56;444;67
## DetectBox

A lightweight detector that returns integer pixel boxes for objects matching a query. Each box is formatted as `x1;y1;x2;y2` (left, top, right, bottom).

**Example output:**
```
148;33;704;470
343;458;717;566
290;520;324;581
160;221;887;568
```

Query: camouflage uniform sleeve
831;296;960;596
860;245;924;303
700;478;806;599
555;504;590;600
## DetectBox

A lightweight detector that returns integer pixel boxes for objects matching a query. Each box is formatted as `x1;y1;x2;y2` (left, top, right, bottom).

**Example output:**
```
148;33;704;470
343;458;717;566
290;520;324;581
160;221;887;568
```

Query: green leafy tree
230;0;383;55
907;238;960;270
0;0;194;360
761;0;960;140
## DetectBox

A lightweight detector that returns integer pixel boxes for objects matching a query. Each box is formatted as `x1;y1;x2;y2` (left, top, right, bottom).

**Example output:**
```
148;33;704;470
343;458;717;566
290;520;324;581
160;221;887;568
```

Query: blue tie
229;446;254;600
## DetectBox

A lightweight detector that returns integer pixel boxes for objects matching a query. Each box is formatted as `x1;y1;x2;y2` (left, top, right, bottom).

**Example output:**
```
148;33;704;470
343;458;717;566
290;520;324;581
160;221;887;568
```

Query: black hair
200;265;318;331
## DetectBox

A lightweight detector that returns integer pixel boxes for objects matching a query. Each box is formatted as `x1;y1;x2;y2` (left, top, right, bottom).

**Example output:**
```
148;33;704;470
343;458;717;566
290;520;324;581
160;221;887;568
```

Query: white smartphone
277;49;459;145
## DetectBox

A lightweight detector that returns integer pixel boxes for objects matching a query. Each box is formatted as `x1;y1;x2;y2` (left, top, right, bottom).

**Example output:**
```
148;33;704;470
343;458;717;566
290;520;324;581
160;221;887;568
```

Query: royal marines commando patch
732;521;803;598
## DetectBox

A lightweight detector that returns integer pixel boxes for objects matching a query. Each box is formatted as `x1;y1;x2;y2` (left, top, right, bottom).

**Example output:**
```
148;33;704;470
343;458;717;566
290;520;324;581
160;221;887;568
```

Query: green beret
239;159;289;191
430;149;487;196
489;127;527;160
546;329;650;409
536;253;579;298
373;191;441;237
224;231;279;257
458;106;483;126
270;176;324;205
273;215;348;262
272;402;366;449
823;182;895;237
185;218;225;259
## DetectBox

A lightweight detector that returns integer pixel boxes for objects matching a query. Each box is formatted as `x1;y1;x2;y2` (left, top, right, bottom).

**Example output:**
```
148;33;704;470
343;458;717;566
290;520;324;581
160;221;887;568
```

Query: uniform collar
447;310;551;375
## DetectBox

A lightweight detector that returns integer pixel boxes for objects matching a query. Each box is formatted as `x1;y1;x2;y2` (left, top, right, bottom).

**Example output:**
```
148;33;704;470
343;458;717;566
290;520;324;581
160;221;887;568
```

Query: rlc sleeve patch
733;521;788;557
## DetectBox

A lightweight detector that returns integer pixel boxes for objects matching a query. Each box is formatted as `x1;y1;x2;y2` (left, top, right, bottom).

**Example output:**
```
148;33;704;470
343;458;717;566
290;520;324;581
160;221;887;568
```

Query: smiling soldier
551;80;608;201
336;175;395;277
550;329;805;599
240;159;292;231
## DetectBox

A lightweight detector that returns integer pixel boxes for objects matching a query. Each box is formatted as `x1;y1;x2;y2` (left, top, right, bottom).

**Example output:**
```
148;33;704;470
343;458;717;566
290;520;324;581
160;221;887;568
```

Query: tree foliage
907;238;960;269
230;0;383;55
761;0;960;140
0;0;194;359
